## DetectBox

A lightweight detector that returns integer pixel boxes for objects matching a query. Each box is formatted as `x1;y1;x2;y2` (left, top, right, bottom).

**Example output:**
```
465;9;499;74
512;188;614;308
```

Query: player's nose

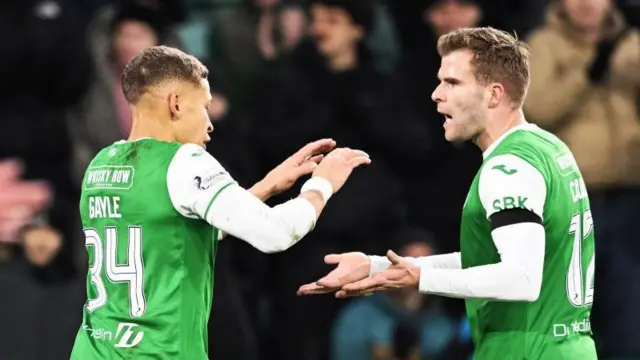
206;122;214;133
432;84;444;103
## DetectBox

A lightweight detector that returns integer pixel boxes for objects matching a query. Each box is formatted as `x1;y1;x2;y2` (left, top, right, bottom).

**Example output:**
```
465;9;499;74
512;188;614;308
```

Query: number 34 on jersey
85;226;146;317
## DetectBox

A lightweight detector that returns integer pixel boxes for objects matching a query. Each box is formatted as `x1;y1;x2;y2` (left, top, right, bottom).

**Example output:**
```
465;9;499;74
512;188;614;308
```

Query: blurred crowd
0;0;639;359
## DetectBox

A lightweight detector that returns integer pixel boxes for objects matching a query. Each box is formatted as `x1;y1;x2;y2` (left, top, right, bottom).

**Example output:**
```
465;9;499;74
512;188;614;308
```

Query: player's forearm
368;252;461;275
418;223;545;301
248;180;275;202
204;175;334;253
412;253;462;270
247;178;325;214
418;262;540;301
237;182;322;243
200;185;319;253
220;181;274;241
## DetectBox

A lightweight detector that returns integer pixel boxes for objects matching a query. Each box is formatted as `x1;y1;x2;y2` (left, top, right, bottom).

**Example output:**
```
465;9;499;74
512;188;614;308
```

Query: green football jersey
461;124;596;359
70;139;235;359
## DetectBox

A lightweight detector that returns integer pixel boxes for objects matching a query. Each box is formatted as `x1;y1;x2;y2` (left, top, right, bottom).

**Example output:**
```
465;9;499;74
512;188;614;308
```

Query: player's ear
169;93;181;119
488;83;505;109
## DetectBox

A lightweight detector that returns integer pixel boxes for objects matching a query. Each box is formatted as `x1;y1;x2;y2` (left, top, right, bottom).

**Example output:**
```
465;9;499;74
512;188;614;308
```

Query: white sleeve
167;144;318;253
417;154;547;301
418;222;544;301
478;154;546;219
368;252;461;275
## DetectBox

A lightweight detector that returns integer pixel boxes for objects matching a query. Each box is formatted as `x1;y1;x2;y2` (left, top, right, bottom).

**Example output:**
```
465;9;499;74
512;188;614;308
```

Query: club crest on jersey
193;176;212;190
193;171;228;191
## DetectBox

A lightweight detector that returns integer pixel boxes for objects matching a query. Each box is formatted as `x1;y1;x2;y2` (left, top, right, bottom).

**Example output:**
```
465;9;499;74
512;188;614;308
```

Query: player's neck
475;108;527;152
127;106;176;143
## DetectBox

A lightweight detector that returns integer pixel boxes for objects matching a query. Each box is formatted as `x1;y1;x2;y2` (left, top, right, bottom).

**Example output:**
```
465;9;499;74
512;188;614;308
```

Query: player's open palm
312;148;371;193
336;250;421;298
262;138;337;195
297;252;371;295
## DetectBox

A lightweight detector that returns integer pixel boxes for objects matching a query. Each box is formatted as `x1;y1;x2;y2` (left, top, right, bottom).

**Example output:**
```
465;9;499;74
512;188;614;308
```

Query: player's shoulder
480;154;543;185
481;134;550;196
479;154;547;218
89;139;183;165
166;143;236;217
167;143;229;187
169;143;223;169
173;143;208;157
493;126;568;170
87;142;121;165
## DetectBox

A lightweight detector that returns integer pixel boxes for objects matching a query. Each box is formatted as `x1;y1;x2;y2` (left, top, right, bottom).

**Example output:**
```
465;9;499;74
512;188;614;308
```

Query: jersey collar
115;138;152;144
482;123;538;159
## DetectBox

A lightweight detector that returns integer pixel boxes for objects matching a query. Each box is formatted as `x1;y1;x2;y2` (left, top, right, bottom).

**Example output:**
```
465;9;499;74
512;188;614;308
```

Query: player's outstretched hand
0;160;50;242
297;252;371;296
312;147;371;193
334;250;421;298
262;138;337;196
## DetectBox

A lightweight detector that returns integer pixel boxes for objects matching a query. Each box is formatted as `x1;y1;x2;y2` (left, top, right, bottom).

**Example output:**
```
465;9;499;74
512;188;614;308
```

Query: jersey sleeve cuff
368;255;391;276
418;266;434;293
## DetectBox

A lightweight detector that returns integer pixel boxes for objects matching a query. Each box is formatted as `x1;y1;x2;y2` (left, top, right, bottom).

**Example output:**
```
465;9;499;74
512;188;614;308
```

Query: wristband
301;177;333;204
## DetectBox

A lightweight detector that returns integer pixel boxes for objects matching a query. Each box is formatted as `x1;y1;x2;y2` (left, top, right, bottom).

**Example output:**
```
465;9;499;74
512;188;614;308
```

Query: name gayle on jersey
89;196;122;219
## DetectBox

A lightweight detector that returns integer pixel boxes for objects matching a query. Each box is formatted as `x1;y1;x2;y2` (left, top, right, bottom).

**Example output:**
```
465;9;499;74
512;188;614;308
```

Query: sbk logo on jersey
114;322;144;348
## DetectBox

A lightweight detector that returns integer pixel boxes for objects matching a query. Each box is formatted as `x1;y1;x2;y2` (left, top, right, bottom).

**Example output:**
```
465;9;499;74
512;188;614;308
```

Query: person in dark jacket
0;0;90;282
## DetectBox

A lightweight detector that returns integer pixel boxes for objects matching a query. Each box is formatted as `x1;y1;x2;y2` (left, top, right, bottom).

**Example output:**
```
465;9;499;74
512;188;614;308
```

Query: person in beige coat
525;0;640;358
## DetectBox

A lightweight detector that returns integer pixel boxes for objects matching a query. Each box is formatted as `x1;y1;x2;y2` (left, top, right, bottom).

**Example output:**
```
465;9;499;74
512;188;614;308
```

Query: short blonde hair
437;27;531;106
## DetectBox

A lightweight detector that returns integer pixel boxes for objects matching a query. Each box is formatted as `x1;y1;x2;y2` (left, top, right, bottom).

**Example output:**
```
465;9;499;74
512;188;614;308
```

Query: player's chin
443;128;461;143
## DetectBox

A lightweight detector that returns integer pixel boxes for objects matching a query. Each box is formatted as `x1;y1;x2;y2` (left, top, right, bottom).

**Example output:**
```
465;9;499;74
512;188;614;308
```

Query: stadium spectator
203;0;304;187
0;161;82;360
207;0;306;108
0;0;89;282
386;0;482;257
524;0;640;358
67;1;181;184
251;0;430;358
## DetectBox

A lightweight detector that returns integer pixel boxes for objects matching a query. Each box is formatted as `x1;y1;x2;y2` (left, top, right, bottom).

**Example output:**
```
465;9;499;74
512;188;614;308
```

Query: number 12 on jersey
84;227;147;317
567;210;595;307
